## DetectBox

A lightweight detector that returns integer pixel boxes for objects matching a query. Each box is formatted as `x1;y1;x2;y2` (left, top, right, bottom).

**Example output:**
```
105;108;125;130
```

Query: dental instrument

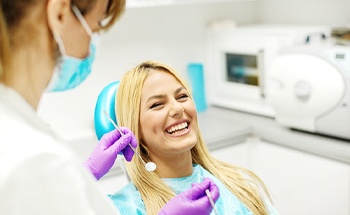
206;189;219;215
103;110;157;172
199;175;219;215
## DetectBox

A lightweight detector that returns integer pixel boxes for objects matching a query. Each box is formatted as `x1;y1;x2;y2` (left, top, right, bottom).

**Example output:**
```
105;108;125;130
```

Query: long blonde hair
116;61;271;215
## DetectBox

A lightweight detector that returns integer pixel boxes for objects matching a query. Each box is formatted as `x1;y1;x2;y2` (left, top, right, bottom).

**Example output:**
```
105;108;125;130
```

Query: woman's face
139;70;198;161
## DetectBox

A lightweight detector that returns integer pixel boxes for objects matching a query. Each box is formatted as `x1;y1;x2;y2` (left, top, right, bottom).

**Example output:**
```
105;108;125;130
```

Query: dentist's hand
159;178;220;215
83;127;137;180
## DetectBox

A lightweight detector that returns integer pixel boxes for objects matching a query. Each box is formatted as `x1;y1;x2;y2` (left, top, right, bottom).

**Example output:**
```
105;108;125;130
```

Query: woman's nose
169;103;184;117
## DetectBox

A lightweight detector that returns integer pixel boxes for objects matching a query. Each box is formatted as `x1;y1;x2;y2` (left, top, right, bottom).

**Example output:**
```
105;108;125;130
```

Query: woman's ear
46;0;71;34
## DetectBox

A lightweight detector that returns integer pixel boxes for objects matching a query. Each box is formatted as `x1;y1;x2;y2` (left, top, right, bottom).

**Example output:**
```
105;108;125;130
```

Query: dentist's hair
0;0;125;81
116;60;272;215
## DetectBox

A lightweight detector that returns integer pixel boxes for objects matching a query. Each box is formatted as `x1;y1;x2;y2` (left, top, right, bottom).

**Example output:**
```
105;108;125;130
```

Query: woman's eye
150;103;162;109
178;94;189;100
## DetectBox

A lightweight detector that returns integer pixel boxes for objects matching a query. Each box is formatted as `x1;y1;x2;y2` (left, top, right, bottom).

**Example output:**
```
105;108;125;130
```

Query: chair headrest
94;80;120;140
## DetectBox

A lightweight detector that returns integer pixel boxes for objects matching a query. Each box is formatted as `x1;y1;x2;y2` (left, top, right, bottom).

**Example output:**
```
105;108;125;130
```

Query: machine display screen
335;53;345;59
225;53;258;86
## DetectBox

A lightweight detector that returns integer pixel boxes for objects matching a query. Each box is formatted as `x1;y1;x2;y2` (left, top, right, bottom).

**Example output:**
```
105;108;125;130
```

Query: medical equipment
206;24;331;117
103;110;157;172
266;43;350;140
206;189;218;215
199;175;218;215
94;81;120;140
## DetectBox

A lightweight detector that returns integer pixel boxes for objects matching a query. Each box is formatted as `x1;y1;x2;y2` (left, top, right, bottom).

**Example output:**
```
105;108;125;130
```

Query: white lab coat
0;84;120;215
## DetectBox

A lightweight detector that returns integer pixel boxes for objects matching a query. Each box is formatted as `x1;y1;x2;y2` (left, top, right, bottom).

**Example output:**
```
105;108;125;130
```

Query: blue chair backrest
94;80;120;140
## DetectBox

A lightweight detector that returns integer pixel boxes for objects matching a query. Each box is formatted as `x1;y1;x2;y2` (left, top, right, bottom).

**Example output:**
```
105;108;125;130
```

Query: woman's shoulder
109;183;140;199
108;182;145;214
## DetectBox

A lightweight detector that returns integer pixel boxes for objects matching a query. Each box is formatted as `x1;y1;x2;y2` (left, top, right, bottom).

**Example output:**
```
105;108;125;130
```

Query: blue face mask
47;5;100;92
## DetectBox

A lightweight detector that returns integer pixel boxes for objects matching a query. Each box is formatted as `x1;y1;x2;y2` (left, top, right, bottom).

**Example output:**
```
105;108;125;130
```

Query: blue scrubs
109;164;279;215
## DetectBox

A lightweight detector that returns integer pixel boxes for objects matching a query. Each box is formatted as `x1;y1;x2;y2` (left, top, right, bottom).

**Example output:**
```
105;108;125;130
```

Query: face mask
47;5;100;92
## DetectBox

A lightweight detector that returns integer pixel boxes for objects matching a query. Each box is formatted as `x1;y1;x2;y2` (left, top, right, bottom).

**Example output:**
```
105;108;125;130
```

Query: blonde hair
116;61;271;215
0;0;125;81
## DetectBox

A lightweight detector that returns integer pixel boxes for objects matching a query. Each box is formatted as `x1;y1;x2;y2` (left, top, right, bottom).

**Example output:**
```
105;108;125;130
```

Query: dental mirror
103;110;157;172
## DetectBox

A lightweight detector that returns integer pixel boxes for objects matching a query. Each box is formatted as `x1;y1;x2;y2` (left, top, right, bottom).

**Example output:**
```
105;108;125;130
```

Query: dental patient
109;60;280;215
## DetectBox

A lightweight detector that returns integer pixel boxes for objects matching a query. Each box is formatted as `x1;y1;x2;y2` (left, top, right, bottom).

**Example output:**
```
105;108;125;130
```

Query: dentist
0;0;219;214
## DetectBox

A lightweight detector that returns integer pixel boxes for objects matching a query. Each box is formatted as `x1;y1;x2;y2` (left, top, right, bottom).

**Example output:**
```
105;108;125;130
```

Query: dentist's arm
159;178;220;215
83;127;137;180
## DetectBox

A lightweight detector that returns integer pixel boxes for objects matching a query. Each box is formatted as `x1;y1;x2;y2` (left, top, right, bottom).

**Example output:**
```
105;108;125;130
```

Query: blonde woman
110;61;280;214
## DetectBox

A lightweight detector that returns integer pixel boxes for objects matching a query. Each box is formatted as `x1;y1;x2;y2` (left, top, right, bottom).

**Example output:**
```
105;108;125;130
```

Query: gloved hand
159;177;220;215
83;127;137;180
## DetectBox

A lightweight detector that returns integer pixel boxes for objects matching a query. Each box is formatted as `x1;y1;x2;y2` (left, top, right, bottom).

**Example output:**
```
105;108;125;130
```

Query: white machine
266;42;350;140
206;24;330;117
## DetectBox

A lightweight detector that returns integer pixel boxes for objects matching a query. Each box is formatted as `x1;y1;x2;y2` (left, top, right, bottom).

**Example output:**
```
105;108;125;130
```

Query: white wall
94;1;258;80
257;0;350;26
38;1;258;140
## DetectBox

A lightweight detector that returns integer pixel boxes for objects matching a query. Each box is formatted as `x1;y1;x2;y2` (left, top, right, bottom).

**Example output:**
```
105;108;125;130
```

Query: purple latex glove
83;127;137;180
159;177;220;215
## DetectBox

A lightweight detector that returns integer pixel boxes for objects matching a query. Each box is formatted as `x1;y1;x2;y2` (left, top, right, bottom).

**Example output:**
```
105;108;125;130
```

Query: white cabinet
210;142;252;169
211;139;350;215
250;140;349;215
127;0;254;8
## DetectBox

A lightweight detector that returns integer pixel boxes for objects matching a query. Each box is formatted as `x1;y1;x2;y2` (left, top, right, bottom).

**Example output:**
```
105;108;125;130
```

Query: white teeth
167;122;188;133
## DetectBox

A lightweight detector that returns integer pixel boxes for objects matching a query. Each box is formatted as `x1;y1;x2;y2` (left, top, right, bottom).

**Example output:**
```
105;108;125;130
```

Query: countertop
205;105;350;165
197;107;251;150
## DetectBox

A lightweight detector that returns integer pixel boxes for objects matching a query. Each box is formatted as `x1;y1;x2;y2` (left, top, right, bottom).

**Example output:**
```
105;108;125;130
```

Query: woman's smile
165;120;190;136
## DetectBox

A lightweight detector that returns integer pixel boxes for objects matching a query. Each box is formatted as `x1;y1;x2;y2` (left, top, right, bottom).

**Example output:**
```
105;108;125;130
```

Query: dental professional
0;0;219;215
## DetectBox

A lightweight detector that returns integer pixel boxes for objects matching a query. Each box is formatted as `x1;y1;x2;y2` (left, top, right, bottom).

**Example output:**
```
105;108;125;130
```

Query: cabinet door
210;142;252;169
249;140;349;215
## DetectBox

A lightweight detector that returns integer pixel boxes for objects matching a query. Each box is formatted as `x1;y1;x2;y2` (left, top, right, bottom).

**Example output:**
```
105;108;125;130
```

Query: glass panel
226;53;258;86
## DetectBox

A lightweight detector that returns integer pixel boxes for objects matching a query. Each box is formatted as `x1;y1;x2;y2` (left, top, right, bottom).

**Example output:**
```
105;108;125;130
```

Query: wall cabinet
211;139;350;215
